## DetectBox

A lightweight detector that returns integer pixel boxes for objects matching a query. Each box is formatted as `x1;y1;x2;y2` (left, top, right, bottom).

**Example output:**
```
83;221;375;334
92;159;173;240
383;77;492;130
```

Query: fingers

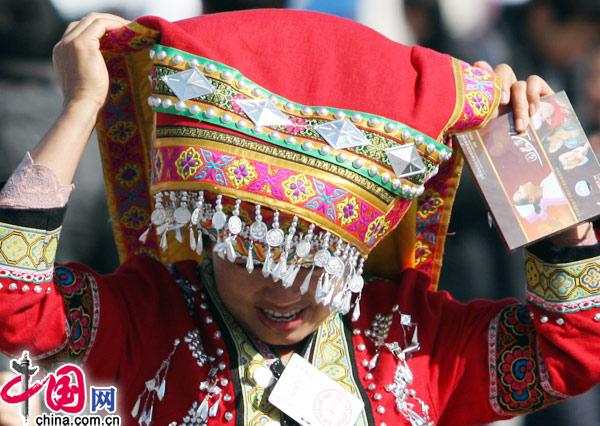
524;74;554;116
494;63;517;106
61;13;129;41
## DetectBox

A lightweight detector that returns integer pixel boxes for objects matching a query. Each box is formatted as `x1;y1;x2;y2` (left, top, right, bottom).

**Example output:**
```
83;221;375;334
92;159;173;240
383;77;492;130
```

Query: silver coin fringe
366;307;433;426
140;190;366;316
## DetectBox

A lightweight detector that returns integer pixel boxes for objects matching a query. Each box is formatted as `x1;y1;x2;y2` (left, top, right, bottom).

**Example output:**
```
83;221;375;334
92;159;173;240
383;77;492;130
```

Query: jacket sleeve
434;241;600;425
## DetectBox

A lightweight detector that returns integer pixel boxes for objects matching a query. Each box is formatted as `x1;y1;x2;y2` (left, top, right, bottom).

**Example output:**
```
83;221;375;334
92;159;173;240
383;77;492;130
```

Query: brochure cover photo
454;91;600;251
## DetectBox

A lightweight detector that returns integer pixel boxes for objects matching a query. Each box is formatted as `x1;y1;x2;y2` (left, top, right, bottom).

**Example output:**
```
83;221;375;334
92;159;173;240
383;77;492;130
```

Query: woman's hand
53;13;129;110
475;61;554;133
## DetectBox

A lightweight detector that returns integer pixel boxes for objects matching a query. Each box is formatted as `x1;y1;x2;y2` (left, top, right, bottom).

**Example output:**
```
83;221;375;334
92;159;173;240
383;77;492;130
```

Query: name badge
268;353;364;426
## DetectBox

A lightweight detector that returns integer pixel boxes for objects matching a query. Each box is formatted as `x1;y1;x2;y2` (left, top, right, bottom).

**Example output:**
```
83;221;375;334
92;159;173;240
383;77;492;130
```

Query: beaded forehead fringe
139;190;366;318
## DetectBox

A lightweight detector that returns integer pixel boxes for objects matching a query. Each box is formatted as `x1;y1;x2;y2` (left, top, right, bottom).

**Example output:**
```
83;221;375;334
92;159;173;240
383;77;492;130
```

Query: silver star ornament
161;67;216;101
314;119;371;150
385;144;427;179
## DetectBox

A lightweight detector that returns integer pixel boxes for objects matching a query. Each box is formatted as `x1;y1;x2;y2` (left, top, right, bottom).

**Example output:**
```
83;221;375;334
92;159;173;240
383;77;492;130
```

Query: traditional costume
1;9;600;426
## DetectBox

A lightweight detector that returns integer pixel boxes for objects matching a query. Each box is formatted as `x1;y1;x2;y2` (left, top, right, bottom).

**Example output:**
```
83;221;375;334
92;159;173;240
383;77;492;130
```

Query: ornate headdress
97;9;500;314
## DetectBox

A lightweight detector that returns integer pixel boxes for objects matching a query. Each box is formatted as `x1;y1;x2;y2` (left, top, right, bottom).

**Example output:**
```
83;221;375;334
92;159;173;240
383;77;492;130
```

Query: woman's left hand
475;61;554;133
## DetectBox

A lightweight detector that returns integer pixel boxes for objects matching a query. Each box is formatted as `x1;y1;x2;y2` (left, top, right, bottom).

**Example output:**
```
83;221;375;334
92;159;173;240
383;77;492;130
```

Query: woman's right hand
52;13;129;110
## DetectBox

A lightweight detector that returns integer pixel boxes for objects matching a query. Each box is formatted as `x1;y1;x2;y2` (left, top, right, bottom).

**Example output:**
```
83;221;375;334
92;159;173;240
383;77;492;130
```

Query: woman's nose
261;280;303;306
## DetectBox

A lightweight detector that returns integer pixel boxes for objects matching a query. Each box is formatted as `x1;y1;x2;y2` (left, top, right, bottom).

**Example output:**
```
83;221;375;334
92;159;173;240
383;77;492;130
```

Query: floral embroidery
304;178;346;222
526;252;600;313
282;174;315;204
364;215;390;245
176;147;203;180
489;305;561;415
107;121;137;143
69;306;91;355
123;206;150;230
414;240;431;267
226;159;257;188
466;91;491;117
417;189;443;218
108;79;128;103
337;197;359;226
115;163;143;188
283;116;309;134
40;266;100;369
464;66;492;81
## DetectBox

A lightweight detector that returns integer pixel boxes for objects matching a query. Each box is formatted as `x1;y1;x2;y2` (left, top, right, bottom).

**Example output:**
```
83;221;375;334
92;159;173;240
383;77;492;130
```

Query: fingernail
529;103;536;116
501;90;510;104
516;118;524;131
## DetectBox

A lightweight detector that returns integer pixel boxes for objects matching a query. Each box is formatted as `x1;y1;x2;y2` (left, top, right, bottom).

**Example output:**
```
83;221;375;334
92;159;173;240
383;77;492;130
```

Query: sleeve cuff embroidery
525;250;600;313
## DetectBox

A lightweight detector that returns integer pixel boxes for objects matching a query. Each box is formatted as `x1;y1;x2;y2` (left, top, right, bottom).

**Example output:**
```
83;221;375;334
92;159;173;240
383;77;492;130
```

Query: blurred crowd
1;0;599;425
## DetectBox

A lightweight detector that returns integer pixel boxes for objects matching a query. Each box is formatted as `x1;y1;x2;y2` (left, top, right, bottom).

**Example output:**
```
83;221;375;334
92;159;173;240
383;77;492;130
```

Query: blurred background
1;0;599;425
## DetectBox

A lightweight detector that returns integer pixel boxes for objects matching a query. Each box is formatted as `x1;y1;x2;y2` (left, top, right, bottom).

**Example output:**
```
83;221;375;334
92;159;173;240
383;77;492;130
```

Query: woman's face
212;253;333;347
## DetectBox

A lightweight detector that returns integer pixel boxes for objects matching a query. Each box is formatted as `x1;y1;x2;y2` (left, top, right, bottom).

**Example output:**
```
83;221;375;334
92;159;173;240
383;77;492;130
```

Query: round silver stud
220;378;229;386
353;329;362;335
46;287;52;294
214;331;222;339
161;98;172;109
284;102;295;111
415;135;425;146
373;393;382;401
353;158;364;169
402;130;412;141
221;113;233;123
365;373;373;380
221;70;232;80
540;315;549;323
33;286;42;293
206;316;214;324
189;105;200;115
301;106;313;116
392;179;401;190
216;348;224;356
402;185;412;194
384;123;396;132
351;113;362;123
381;423;387;426
381;173;391;184
205;63;216;73
368;117;380;127
223;394;232;401
188;58;199;68
556;318;565;325
149;49;156;59
368;384;376;391
205;108;217;118
336;153;347;163
200;303;208;309
302;141;314;151
175;101;186;111
362;359;369;367
377;406;385;414
270;131;281;140
368;166;378;177
22;285;30;292
334;111;345;119
319;146;331;156
317;107;328;116
427;143;436;154
157;50;167;60
236;120;248;129
172;54;184;65
416;185;425;196
269;95;278;103
8;283;17;291
219;362;226;370
285;136;297;144
224;412;233;421
594;313;600;322
253;125;263;134
357;344;366;351
252;88;263;97
236;79;247;89
147;96;156;106
385;384;393;392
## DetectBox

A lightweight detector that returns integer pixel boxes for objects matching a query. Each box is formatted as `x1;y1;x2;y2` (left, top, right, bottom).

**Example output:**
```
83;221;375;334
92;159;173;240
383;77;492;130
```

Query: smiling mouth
261;308;303;322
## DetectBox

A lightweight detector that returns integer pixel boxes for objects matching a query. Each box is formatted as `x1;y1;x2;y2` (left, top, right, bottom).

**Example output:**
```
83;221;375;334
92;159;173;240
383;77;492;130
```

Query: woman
1;10;599;426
